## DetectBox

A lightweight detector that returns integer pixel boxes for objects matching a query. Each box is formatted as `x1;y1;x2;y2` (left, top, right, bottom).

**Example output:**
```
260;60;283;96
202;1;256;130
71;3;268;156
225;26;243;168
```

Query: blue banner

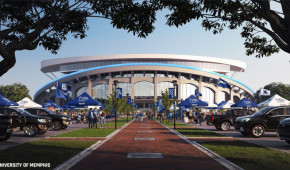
169;88;175;99
195;89;202;96
56;90;70;100
116;88;122;99
127;97;131;104
218;78;231;89
57;82;71;91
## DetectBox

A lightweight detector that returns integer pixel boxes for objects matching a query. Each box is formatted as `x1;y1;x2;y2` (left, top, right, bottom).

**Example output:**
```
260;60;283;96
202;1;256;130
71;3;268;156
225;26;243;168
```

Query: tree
254;82;290;102
158;0;290;58
161;89;174;114
0;83;32;102
0;0;158;77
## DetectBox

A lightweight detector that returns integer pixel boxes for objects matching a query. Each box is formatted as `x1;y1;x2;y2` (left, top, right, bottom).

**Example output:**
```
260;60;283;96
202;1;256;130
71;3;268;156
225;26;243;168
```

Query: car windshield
253;107;274;116
43;108;56;115
13;108;33;116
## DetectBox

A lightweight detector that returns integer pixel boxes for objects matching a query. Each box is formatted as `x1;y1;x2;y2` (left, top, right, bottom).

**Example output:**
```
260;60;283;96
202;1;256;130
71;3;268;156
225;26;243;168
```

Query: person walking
88;108;94;128
100;108;106;128
136;112;139;121
93;107;99;128
140;112;144;122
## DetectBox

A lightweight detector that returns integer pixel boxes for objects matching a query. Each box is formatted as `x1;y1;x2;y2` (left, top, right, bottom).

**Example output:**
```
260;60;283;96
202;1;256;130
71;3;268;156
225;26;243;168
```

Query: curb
54;119;135;170
155;120;243;170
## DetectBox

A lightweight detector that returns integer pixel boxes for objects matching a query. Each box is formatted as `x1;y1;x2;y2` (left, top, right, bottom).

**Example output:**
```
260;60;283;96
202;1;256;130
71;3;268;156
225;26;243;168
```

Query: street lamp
113;80;118;129
172;80;177;129
126;93;129;122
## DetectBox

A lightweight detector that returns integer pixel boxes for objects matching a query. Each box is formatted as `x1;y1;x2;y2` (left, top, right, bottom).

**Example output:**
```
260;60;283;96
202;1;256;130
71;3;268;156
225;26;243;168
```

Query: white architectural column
87;76;92;96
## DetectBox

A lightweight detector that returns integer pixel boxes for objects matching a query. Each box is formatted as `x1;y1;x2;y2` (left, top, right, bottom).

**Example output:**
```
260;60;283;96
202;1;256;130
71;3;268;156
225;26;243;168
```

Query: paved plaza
71;119;228;170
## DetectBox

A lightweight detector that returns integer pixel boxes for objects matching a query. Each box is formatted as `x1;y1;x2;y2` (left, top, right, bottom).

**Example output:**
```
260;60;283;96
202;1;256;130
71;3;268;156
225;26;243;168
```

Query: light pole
126;93;129;122
113;80;118;129
172;80;177;129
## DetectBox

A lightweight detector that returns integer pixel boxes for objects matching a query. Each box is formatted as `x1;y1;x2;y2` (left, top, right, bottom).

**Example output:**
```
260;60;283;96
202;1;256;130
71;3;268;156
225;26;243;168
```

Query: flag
169;88;175;99
147;104;151;111
116;88;122;99
57;82;71;91
218;78;231;89
260;89;271;96
56;90;70;100
195;89;202;96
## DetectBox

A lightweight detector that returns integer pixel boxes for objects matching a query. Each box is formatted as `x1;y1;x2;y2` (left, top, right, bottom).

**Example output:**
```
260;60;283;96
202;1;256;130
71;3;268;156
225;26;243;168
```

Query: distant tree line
254;82;290;102
0;83;32;102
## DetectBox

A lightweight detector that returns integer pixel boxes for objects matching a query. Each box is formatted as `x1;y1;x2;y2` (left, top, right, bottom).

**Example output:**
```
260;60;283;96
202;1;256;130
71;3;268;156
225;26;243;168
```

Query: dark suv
0;107;52;136
234;106;290;137
211;108;255;131
277;118;290;144
25;108;71;130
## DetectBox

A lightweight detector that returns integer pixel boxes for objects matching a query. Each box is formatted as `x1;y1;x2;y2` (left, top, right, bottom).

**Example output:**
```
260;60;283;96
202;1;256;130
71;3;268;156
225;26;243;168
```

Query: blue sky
1;11;290;98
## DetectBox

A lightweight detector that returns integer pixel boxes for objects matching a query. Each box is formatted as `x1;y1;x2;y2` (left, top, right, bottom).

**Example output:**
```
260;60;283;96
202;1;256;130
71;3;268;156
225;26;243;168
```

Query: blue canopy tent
178;95;208;107
0;94;19;107
42;100;60;108
231;98;258;108
62;104;88;110
65;92;103;107
217;101;226;108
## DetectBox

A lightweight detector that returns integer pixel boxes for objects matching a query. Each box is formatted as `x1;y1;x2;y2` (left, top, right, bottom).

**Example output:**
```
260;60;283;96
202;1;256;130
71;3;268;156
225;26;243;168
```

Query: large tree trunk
0;52;16;77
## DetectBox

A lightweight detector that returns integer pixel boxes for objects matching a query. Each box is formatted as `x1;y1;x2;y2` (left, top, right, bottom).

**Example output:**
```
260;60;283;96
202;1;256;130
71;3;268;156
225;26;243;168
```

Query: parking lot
196;123;290;153
0;122;87;150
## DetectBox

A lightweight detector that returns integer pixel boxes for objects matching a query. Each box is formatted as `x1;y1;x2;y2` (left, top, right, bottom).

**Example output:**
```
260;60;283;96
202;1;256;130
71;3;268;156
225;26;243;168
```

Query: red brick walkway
71;119;226;170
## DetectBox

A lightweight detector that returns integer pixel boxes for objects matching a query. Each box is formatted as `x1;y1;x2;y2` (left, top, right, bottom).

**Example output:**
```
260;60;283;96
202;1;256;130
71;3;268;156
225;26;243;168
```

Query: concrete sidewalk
71;118;230;170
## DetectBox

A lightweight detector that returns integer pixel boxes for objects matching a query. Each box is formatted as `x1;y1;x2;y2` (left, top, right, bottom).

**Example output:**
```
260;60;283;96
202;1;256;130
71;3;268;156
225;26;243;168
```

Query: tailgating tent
65;92;103;106
17;97;41;108
42;100;60;108
258;94;290;107
0;94;19;107
231;98;257;108
218;100;235;109
178;95;208;107
206;102;218;109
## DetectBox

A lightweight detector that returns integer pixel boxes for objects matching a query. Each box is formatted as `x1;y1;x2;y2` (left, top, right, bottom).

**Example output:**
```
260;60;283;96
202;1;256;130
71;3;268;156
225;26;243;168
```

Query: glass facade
76;86;88;97
202;87;215;104
218;91;226;104
157;82;173;96
117;82;131;97
134;81;154;99
92;84;109;100
181;84;197;100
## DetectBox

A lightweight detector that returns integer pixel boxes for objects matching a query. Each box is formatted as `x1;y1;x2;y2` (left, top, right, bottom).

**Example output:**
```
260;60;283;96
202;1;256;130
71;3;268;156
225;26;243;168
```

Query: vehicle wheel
221;121;231;131
38;131;47;135
24;124;37;137
251;124;265;138
61;125;68;129
0;132;12;142
286;140;290;144
52;121;62;130
215;125;222;130
241;131;250;136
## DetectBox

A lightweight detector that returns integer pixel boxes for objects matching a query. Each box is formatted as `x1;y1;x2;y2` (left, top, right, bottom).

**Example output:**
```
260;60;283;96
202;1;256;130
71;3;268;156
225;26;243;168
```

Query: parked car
24;108;71;130
0;114;14;142
277;118;290;144
234;106;290;137
0;107;52;137
210;108;255;131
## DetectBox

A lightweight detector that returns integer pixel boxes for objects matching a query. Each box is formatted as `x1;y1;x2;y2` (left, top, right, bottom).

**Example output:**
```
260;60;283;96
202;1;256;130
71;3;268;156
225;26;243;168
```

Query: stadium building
34;54;254;108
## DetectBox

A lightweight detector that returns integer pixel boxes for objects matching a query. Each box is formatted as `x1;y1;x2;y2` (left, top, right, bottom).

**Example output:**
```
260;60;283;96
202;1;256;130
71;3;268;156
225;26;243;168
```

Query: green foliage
255;82;290;102
0;83;32;102
161;89;174;114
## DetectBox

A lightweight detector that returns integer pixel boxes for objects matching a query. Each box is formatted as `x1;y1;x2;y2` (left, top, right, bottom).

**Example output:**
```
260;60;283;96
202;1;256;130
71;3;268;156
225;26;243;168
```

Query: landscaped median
0;117;132;169
160;120;290;170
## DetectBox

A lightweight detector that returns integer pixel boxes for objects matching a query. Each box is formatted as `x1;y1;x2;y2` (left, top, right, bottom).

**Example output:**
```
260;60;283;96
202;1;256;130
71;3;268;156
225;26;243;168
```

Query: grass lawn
105;117;130;128
157;119;191;128
0;140;97;169
176;128;225;137
199;140;290;170
55;128;116;137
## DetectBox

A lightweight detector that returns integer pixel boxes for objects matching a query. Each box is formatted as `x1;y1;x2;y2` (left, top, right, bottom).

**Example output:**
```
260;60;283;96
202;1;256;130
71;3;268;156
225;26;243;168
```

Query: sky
1;11;290;98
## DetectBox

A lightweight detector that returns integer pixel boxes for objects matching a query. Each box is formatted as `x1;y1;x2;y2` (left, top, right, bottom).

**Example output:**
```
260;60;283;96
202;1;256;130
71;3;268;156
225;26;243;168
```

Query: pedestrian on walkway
140;112;144;122
136;112;139;121
100;108;106;128
93;107;99;128
88;108;94;128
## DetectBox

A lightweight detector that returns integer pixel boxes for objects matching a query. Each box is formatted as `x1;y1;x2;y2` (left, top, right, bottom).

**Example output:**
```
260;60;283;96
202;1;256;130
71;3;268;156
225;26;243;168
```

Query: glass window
134;71;144;77
218;91;226;104
112;72;121;78
168;72;178;78
76;86;88;97
122;71;131;78
202;87;214;104
157;82;174;97
181;84;197;100
92;84;109;100
181;73;190;80
134;81;154;99
100;73;109;79
118;82;131;97
269;108;284;116
157;71;166;77
144;71;154;77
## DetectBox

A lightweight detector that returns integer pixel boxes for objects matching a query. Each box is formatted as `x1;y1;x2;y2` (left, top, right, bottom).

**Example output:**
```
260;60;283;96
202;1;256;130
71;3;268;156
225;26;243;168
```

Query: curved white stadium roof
41;54;246;73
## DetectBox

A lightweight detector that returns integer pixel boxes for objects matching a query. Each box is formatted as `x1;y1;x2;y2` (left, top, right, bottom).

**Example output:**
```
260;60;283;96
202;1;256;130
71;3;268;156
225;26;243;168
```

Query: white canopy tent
220;100;235;109
17;97;42;108
258;94;290;107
